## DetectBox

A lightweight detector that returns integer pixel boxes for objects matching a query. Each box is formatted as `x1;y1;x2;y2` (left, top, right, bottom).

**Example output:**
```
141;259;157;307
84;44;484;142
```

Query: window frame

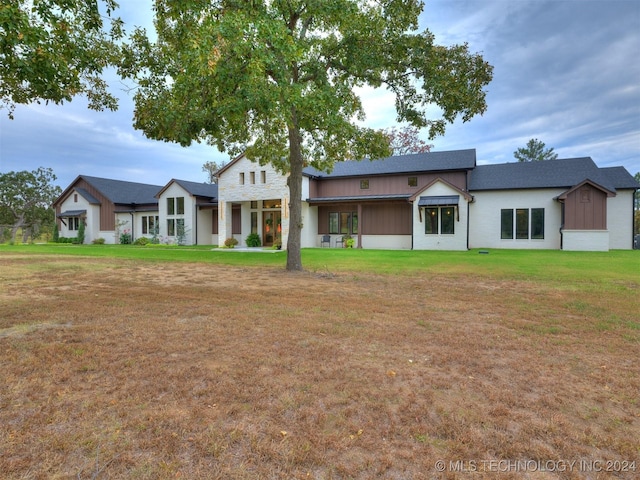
424;206;455;235
531;208;545;239
501;208;545;240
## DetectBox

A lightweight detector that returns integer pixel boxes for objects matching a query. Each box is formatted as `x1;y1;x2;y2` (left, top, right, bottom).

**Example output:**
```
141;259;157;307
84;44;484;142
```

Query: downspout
467;197;473;250
130;210;135;243
195;204;199;245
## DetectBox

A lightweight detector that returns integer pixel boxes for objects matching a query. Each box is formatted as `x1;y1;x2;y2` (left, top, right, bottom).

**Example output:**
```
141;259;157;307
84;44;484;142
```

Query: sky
1;0;639;190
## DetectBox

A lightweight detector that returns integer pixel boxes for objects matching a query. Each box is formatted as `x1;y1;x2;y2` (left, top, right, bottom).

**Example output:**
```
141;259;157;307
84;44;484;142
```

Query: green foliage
344;236;355;248
224;237;238;248
133;237;149;246
52;223;59;243
119;231;131;244
245;233;261;248
119;0;493;271
76;219;85;244
92;237;105;245
0;0;124;118
514;138;558;162
0;167;61;244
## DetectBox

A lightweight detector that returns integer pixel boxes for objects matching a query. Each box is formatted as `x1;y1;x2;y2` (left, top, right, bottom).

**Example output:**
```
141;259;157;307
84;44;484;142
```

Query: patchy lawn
0;255;638;479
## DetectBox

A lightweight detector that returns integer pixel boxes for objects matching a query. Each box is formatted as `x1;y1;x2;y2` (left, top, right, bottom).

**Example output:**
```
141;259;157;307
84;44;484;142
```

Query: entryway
263;211;281;247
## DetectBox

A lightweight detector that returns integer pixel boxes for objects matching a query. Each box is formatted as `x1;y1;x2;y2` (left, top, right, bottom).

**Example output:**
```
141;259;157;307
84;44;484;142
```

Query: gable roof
74;175;162;205
468;157;638;192
557;179;616;200
304;149;477;178
172;179;218;199
156;179;218;201
74;188;100;204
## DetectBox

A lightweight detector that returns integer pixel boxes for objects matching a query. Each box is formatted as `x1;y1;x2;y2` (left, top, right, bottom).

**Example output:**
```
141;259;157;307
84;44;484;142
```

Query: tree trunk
10;214;24;244
286;112;304;271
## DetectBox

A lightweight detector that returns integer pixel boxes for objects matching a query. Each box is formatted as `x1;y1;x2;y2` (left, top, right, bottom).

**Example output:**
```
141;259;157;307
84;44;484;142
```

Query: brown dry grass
0;255;638;479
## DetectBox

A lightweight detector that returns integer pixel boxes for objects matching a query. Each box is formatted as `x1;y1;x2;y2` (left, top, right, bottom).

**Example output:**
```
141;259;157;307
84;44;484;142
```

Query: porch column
218;201;233;246
357;203;362;248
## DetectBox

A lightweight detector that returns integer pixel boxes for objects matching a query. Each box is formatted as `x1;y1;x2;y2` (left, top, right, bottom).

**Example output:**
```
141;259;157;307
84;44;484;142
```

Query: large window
531;208;545;239
501;208;544;240
67;217;80;231
329;211;358;235
142;215;159;235
501;209;513;239
425;207;454;235
167;197;184;215
516;208;529;239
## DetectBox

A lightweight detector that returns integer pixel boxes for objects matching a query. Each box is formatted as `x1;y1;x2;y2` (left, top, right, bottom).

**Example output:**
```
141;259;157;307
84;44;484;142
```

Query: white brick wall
412;181;469;251
469;189;563;249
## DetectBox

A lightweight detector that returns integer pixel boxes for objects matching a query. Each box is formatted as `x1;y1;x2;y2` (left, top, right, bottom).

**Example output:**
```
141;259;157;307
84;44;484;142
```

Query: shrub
120;230;132;244
52;224;59;243
224;237;238;248
92;238;105;245
76;220;85;244
343;234;355;248
134;237;150;246
245;233;261;247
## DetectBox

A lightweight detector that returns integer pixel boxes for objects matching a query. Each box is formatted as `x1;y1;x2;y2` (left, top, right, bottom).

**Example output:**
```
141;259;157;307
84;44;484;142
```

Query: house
54;150;639;250
54;175;162;244
155;179;219;245
467;158;639;250
217;150;638;251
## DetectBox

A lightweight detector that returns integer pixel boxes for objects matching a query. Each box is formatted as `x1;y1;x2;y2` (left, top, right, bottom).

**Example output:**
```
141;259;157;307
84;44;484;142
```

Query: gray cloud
1;0;638;191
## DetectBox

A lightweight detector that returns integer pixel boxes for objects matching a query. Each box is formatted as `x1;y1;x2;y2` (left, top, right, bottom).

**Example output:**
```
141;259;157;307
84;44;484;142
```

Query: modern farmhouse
53;149;639;251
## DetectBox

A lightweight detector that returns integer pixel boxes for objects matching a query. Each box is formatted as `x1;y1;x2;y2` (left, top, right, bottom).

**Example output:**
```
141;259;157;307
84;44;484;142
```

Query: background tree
0;167;61;244
202;160;226;184
382;126;433;155
0;0;123;118
514;138;558;162
120;0;493;271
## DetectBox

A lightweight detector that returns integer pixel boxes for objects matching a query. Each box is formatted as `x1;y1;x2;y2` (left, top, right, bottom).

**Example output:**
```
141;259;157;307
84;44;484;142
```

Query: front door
263;211;281;246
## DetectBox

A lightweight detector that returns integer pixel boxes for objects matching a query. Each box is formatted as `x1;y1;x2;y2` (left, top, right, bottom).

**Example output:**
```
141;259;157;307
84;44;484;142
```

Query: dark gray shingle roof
74;188;100;204
81;175;163;204
468;158;639;192
303;149;476;178
173;179;218;199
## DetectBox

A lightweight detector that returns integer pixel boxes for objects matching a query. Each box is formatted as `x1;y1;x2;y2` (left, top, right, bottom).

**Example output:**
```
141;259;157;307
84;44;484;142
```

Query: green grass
1;243;638;286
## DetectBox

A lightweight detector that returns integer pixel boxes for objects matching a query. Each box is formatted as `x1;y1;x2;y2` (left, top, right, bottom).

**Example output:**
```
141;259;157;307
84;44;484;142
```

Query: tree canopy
120;0;493;270
383;126;433;155
0;0;124;118
0;167;61;243
514;138;558;162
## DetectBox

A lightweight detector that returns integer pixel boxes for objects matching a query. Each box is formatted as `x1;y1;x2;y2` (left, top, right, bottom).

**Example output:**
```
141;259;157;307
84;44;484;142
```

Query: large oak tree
0;0;123;118
120;0;493;271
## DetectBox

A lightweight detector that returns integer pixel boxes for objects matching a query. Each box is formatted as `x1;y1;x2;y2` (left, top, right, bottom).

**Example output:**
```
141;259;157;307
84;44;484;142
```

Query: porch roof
307;194;411;204
418;195;460;207
58;210;86;217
